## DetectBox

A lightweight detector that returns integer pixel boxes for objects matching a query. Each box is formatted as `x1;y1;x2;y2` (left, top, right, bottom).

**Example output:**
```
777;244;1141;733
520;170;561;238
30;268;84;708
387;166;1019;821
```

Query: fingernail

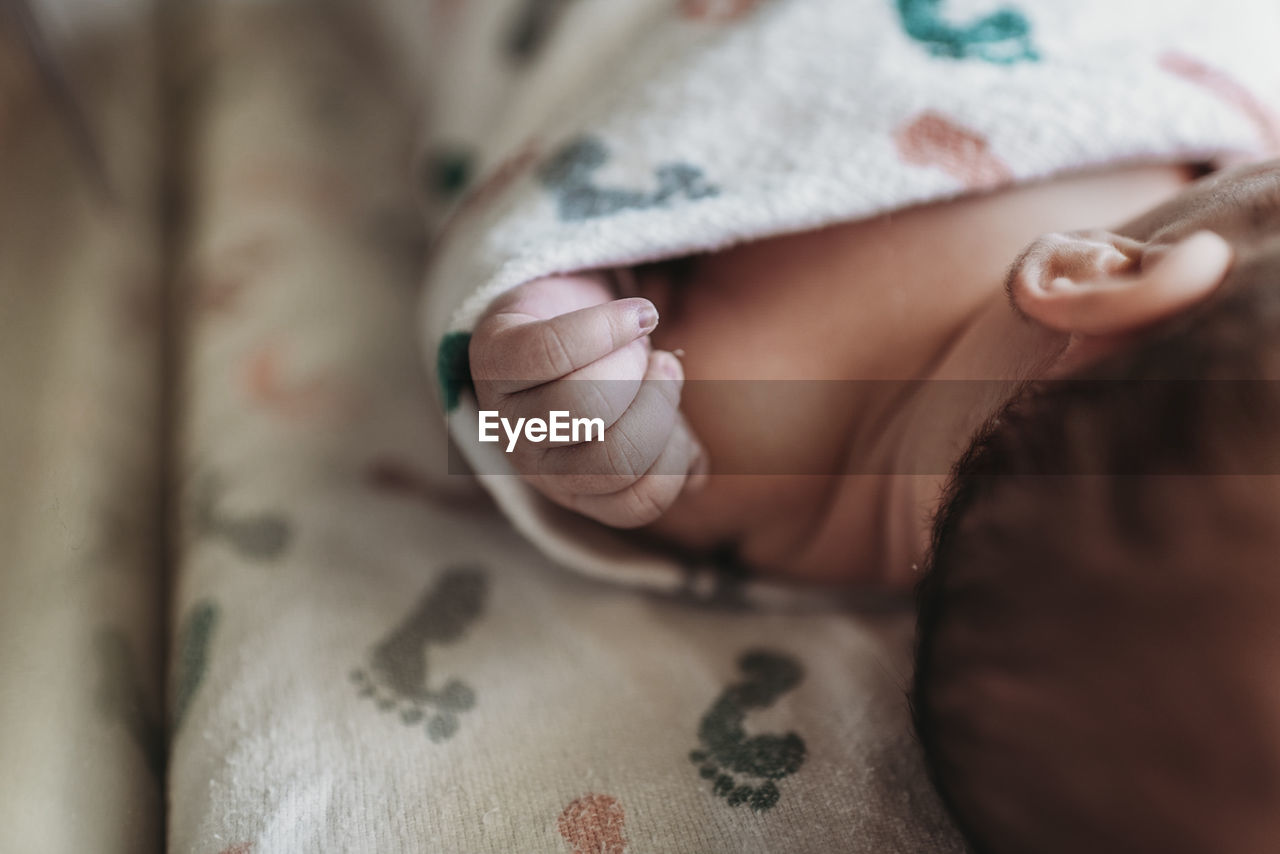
637;302;658;334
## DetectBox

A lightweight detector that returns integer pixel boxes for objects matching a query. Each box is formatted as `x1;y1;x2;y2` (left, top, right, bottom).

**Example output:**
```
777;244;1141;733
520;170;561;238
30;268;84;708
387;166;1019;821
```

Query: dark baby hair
912;241;1280;854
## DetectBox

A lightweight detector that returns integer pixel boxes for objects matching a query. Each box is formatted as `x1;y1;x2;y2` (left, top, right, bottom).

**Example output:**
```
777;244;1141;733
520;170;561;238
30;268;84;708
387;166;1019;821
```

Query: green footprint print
895;0;1038;64
192;474;291;562
351;567;488;742
424;146;475;199
689;649;807;811
171;599;219;736
436;330;473;413
540;135;719;222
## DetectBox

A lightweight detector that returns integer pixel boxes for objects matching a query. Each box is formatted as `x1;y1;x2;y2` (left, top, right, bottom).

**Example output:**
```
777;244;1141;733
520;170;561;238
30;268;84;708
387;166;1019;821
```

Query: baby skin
469;160;1255;586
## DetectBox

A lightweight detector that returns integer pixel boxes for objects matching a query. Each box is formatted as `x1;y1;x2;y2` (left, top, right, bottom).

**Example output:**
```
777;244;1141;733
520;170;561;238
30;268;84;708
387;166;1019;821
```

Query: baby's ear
1008;229;1233;338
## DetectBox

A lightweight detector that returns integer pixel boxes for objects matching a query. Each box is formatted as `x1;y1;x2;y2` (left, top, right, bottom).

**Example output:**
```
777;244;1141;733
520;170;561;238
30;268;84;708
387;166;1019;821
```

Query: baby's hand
469;273;706;528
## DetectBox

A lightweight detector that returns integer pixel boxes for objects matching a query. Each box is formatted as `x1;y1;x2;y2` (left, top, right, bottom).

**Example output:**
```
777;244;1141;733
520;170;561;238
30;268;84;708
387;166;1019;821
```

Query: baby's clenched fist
468;273;707;528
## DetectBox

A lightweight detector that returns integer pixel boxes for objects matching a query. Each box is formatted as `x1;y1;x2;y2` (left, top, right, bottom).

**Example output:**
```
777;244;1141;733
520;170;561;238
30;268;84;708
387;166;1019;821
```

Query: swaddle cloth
422;0;1280;594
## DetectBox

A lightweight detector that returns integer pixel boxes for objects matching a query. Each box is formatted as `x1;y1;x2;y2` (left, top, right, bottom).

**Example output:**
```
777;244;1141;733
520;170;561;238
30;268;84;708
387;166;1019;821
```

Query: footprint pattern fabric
679;0;765;23
350;567;488;742
540;135;720;223
170;600;220;738
894;111;1014;191
689;650;808;811
190;475;292;563
557;794;628;854
894;0;1039;64
159;10;959;845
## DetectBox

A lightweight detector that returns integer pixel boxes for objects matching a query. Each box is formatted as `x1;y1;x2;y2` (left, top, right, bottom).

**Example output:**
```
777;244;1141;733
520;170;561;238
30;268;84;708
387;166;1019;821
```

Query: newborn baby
468;160;1222;585
423;0;1280;598
473;155;1280;853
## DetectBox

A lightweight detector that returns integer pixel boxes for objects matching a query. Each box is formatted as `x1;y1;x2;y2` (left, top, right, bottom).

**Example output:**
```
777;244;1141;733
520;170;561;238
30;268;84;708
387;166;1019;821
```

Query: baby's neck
828;165;1200;585
645;163;1196;586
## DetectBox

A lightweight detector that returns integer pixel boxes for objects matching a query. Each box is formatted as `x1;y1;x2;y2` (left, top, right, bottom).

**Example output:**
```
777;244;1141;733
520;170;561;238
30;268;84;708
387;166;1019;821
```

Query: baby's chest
637;247;869;483
629;229;899;565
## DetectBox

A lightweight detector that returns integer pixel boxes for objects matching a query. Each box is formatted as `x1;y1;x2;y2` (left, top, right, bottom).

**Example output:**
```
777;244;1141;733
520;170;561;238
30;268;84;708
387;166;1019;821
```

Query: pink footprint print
895;111;1013;191
558;794;628;854
680;0;763;22
1159;51;1280;155
228;159;356;222
194;236;283;319
244;342;358;421
197;273;252;317
216;844;253;854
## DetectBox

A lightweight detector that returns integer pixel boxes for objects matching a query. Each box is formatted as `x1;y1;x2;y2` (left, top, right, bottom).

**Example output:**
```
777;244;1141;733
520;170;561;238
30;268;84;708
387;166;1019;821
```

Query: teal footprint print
94;627;164;782
192;474;291;562
171;599;219;736
540;135;719;222
436;330;473;413
689;649;807;811
895;0;1038;64
351;567;488;742
424;146;474;199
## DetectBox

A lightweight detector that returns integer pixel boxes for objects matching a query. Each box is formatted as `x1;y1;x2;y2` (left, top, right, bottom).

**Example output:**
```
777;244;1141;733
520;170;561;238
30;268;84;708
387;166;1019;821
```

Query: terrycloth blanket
424;0;1280;593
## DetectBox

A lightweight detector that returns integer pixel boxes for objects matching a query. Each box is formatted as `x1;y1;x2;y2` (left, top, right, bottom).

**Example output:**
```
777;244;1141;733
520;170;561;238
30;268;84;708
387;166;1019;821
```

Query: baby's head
913;161;1280;854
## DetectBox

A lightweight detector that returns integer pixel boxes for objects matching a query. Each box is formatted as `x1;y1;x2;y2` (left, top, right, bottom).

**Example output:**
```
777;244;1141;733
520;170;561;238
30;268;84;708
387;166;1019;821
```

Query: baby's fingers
534;349;686;491
498;338;651;444
565;415;704;528
472;297;658;394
